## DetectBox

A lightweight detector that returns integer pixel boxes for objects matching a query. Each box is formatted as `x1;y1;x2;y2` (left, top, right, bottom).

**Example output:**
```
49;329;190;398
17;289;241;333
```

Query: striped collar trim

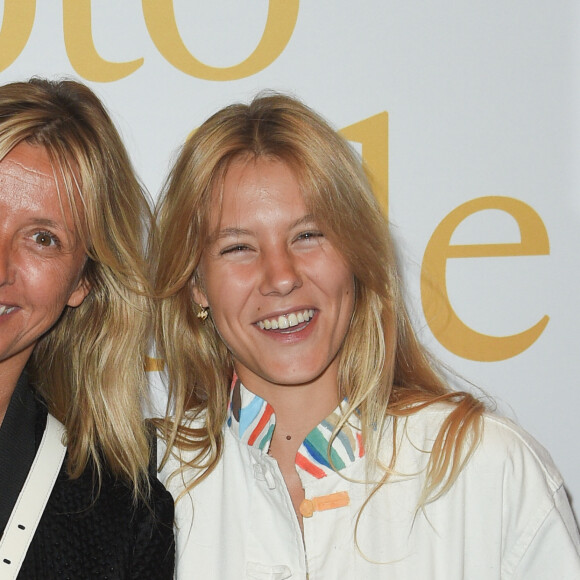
226;375;365;479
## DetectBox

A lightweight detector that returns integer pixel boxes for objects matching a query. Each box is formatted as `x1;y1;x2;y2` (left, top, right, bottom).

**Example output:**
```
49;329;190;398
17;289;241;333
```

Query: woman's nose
258;247;302;296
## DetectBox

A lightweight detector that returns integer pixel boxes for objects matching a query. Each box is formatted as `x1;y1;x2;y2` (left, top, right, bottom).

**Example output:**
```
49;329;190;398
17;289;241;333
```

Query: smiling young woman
154;94;580;579
193;156;355;403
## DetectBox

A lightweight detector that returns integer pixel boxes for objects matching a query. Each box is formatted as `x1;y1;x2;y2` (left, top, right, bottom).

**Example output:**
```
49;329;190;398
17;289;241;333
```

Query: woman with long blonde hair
155;93;579;578
0;78;173;578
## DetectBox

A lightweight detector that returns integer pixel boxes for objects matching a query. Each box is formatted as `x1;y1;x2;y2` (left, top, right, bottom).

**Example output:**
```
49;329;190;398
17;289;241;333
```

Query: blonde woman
155;94;579;578
0;78;174;578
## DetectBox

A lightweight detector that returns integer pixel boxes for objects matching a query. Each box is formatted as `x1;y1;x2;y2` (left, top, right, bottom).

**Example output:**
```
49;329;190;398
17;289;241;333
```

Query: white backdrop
1;0;578;511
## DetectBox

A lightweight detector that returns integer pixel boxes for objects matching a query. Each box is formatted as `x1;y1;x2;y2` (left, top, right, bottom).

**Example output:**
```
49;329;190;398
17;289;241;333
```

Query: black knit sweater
0;373;175;579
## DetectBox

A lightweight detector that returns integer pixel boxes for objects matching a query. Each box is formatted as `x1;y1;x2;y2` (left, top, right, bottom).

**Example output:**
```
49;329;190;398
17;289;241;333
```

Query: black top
0;373;175;579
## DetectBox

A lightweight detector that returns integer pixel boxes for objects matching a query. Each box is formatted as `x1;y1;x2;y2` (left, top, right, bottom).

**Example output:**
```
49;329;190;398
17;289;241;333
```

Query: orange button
300;499;314;518
299;491;349;518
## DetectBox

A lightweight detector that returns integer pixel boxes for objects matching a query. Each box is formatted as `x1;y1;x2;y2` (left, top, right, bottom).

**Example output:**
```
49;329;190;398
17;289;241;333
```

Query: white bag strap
0;413;67;579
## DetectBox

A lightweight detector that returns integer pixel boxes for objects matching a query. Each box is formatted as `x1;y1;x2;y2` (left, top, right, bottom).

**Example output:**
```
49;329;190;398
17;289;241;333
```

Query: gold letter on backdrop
63;0;143;82
421;196;550;362
0;0;35;72
341;112;389;219
142;0;299;80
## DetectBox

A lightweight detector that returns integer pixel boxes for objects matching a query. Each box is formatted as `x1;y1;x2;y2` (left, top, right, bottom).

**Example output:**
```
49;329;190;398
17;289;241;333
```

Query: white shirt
160;380;580;579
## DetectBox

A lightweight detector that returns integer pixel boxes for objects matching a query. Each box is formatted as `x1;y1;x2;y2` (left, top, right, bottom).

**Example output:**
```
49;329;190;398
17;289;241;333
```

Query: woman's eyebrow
291;214;317;228
208;215;318;244
208;227;253;244
27;217;66;231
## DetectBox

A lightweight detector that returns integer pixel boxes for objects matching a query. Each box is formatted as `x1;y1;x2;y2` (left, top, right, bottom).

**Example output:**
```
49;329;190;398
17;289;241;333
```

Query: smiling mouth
0;305;16;316
256;309;315;331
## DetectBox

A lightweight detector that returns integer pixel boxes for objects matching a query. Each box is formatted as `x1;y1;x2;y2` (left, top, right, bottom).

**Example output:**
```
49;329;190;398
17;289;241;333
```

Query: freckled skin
0;143;89;396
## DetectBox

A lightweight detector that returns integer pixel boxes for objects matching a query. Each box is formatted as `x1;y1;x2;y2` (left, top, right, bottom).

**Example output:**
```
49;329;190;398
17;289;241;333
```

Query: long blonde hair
0;78;153;496
155;93;485;500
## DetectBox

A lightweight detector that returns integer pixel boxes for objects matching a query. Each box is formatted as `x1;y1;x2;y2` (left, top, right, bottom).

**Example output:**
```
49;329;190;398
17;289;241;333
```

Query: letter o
142;0;299;81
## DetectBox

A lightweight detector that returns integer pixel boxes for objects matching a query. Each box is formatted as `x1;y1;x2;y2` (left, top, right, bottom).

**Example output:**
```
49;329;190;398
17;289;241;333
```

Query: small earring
196;304;209;321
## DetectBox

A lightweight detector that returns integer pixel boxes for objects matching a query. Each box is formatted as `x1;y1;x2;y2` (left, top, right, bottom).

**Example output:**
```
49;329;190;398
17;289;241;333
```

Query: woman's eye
32;231;58;247
296;231;324;242
220;244;250;255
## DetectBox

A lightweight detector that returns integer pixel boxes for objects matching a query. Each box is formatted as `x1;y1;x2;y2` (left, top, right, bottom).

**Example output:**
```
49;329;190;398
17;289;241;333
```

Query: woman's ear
67;277;91;308
192;283;208;309
191;267;209;308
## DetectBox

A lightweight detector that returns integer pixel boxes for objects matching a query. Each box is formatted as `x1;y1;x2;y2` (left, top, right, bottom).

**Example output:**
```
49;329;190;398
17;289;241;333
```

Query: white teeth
257;309;314;331
0;306;15;316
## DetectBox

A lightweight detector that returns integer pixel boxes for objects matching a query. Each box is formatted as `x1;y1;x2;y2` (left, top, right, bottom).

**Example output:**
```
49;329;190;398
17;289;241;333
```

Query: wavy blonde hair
154;93;485;501
0;78;153;497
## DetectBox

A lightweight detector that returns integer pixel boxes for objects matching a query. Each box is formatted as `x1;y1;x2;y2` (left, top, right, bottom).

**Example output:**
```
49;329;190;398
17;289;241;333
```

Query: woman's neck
237;369;340;442
270;385;338;441
0;352;31;426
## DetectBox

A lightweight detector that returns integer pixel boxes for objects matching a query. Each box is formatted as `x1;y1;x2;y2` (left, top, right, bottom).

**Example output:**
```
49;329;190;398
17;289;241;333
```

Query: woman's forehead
0;141;54;183
1;142;85;232
209;158;306;221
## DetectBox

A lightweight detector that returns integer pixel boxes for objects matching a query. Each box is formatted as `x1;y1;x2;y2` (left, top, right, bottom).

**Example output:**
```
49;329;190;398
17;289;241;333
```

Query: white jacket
160;382;580;579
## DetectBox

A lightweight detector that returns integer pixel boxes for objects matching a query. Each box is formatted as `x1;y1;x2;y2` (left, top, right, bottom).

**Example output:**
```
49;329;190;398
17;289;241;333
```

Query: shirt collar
226;375;365;479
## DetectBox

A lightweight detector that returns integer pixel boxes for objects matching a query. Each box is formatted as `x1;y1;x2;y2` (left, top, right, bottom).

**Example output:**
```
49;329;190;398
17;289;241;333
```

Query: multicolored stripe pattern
227;375;365;479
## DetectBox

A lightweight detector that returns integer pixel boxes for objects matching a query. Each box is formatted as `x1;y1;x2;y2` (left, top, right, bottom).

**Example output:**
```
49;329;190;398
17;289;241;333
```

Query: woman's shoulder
23;448;175;579
400;401;564;493
478;412;563;486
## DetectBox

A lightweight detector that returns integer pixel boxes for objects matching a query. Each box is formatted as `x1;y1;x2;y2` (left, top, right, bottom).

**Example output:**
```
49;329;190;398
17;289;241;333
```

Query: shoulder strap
145;418;159;478
0;414;67;579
